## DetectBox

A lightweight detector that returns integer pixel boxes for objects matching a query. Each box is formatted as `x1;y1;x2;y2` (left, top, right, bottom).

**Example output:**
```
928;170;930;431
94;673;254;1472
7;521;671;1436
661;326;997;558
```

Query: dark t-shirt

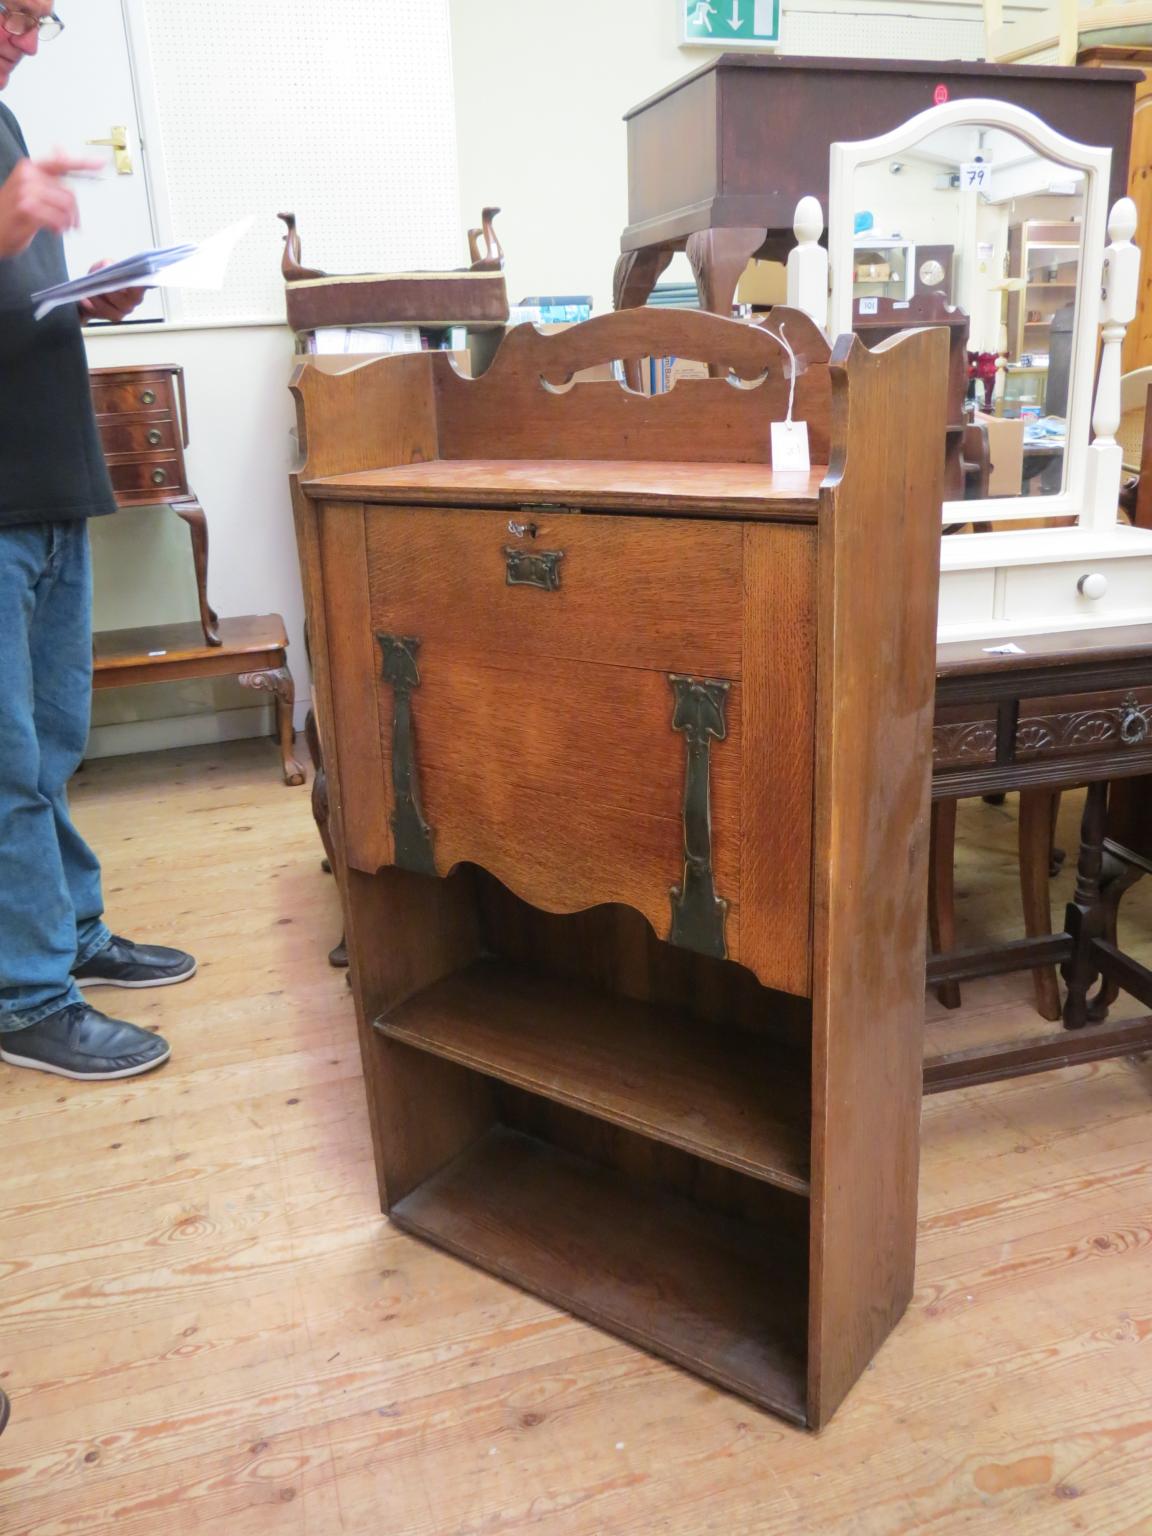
0;102;115;525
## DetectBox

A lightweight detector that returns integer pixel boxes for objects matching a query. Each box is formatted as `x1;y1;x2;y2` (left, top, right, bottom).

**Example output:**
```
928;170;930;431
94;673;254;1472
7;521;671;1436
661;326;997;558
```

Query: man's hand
0;155;100;259
80;261;146;323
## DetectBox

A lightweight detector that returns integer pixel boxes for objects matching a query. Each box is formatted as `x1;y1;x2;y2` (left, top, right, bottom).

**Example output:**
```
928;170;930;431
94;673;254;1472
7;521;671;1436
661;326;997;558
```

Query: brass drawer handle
504;547;564;591
1120;705;1150;746
151;468;168;486
140;389;157;405
147;428;163;446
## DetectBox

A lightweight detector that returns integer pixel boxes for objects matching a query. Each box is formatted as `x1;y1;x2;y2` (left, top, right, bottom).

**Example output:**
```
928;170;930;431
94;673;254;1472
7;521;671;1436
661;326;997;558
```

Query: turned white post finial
1083;196;1141;531
787;196;829;331
1092;196;1140;449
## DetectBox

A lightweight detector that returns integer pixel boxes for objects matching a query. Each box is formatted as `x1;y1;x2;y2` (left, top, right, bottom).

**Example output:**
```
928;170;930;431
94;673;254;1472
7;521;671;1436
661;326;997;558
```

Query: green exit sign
682;0;780;46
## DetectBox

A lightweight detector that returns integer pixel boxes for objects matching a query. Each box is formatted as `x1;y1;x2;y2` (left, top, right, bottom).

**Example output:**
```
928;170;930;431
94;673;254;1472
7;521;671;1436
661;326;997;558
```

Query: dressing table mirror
825;99;1152;641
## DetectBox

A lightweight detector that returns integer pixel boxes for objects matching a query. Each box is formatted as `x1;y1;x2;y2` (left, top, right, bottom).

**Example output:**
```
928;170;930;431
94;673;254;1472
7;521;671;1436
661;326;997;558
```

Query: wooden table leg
1087;844;1145;1020
1061;779;1109;1030
686;226;769;339
928;798;961;1009
1019;787;1063;1021
612;247;675;391
305;707;348;967
239;665;306;786
171;496;222;648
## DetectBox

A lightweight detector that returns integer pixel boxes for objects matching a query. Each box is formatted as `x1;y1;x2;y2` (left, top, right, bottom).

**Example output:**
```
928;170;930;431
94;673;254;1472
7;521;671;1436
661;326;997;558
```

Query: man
0;1;195;1080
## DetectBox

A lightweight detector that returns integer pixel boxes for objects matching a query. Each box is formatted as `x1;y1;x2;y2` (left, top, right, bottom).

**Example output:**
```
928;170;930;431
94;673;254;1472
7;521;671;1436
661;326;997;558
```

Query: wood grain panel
318;502;392;873
409;659;742;955
806;326;949;1428
365;505;744;677
430;306;833;469
739;523;816;997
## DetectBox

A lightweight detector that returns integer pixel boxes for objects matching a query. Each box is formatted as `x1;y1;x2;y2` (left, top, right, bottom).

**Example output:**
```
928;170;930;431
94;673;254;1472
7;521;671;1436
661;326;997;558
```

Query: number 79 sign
960;162;991;193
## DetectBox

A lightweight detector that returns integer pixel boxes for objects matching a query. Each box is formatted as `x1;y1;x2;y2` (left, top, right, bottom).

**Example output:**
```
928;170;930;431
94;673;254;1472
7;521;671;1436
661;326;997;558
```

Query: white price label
771;420;811;473
960;162;991;193
858;296;879;316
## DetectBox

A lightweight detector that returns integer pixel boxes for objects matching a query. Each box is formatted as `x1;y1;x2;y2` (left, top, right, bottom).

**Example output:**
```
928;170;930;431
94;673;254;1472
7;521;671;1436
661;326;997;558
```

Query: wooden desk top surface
937;624;1152;679
303;458;826;519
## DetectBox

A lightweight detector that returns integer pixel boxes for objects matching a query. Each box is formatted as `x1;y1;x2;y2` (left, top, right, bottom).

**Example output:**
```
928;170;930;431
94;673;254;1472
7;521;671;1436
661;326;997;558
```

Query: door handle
85;125;133;176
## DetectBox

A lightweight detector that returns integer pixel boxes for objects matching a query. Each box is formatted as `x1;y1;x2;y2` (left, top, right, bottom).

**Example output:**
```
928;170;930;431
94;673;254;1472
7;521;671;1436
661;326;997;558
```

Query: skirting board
86;699;311;762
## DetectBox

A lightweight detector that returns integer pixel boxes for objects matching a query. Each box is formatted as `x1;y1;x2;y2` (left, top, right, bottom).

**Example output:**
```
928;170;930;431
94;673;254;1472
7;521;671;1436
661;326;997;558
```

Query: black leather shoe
0;1003;171;1080
74;935;197;990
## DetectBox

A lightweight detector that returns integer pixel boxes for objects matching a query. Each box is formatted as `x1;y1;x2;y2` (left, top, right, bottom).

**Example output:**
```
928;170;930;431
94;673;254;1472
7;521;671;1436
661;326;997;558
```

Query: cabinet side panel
318;501;392;873
807;329;947;1428
740;524;817;997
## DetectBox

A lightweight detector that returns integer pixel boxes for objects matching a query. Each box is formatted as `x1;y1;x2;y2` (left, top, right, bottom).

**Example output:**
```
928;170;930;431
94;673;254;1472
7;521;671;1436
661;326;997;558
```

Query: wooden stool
93;615;305;787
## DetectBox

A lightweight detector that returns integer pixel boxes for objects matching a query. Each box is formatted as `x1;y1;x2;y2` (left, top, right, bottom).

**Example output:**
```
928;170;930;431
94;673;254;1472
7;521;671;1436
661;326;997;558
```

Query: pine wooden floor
1;741;1151;1536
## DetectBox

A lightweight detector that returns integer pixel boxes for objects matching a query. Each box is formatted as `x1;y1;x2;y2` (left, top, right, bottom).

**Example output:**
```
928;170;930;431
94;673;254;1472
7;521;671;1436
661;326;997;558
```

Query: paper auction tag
771;419;811;472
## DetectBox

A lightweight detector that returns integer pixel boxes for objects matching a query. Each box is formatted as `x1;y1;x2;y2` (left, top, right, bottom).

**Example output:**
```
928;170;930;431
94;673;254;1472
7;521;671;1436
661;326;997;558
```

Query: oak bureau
290;308;947;1428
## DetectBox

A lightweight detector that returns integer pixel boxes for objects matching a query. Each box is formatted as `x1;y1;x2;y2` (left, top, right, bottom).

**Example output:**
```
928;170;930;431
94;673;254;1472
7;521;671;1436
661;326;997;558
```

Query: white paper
771;420;811;472
31;217;252;319
982;642;1027;655
149;218;253;291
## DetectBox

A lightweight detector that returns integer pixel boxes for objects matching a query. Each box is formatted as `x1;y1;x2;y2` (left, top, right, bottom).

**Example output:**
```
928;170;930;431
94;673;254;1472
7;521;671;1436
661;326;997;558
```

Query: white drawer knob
1078;572;1108;600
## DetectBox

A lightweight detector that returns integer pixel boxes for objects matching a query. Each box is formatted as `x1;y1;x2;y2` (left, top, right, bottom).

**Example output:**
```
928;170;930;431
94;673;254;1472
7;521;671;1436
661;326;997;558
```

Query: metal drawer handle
147;428;163;446
151;468;167;486
1120;706;1149;746
504;546;564;591
140;389;157;405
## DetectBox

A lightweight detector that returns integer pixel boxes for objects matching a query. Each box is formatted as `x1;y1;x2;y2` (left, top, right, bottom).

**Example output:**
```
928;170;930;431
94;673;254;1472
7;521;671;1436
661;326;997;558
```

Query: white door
4;0;163;321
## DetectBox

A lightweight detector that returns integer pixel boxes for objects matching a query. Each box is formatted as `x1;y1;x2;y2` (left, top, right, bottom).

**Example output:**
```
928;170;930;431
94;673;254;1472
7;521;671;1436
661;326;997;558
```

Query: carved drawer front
91;373;176;418
1014;687;1152;761
106;457;188;499
320;503;815;996
932;703;998;771
97;418;180;456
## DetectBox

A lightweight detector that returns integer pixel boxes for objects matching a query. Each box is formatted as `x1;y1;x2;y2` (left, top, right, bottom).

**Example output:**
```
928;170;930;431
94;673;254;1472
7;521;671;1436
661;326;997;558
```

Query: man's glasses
0;6;64;40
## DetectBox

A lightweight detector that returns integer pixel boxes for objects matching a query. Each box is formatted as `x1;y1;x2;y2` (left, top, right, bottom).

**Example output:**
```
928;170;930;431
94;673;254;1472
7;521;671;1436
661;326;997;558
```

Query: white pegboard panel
138;0;462;323
780;7;985;60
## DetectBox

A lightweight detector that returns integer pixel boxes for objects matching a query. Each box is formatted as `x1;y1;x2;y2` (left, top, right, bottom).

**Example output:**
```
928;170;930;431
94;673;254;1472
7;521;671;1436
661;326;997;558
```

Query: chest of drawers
90;363;191;504
89;364;218;648
291;309;947;1428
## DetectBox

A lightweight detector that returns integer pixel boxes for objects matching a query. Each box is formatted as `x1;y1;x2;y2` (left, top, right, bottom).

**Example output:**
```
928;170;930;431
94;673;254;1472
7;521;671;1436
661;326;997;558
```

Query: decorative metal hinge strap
376;633;437;875
668;674;730;959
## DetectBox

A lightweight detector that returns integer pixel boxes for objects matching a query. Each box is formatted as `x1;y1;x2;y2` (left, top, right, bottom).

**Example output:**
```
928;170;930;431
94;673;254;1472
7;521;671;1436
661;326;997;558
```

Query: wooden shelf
391;1125;810;1422
376;960;811;1195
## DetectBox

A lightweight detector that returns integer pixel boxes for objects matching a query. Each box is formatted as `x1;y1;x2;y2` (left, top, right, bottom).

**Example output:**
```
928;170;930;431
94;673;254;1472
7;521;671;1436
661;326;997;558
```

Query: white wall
448;0;994;317
72;0;461;758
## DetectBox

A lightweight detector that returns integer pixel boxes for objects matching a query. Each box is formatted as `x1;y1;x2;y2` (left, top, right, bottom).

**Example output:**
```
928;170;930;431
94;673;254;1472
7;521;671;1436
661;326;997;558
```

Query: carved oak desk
928;624;1152;1090
290;309;947;1429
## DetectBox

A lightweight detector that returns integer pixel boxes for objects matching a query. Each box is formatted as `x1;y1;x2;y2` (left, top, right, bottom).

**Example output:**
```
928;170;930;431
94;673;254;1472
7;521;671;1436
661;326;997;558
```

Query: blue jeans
0;522;111;1030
